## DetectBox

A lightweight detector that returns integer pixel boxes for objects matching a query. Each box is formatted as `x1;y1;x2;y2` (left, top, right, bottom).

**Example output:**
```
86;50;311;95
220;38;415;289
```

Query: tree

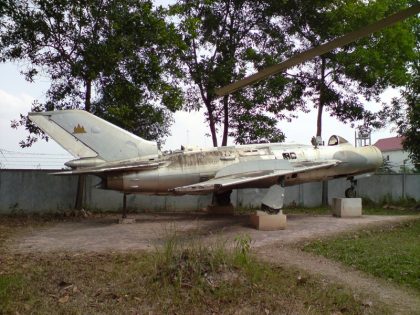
171;0;306;147
378;157;396;174
2;0;184;146
269;0;418;139
384;53;419;167
400;73;420;167
377;12;419;167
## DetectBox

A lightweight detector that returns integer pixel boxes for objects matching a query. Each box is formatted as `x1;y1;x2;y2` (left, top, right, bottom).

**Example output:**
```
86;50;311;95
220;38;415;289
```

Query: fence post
402;173;406;199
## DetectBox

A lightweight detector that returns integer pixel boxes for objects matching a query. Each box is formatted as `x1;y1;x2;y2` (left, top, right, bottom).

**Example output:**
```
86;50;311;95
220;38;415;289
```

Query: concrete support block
206;204;235;215
118;218;136;224
332;198;362;217
250;210;287;231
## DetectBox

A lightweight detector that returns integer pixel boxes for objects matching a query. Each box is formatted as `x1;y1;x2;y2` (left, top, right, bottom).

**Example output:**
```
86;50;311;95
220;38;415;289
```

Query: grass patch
303;219;420;293
361;207;420;216
361;196;420;215
0;225;389;314
282;205;420;216
0;275;25;311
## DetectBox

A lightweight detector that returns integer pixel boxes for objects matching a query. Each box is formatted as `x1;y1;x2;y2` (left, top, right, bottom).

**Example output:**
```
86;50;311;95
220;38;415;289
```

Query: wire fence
0;148;71;169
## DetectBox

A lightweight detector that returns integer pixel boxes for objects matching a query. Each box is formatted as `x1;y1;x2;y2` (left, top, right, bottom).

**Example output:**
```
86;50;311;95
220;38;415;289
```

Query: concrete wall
0;170;78;213
0;170;419;214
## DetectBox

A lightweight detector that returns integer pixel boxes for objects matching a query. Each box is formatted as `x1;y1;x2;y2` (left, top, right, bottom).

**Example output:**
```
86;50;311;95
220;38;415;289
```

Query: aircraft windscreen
328;135;349;146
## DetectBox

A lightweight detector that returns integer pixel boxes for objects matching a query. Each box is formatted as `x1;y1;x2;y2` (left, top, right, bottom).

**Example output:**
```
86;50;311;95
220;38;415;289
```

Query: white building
374;136;413;172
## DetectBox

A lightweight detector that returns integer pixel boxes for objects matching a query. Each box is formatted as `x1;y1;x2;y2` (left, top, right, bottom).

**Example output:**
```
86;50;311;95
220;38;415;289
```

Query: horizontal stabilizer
51;161;162;175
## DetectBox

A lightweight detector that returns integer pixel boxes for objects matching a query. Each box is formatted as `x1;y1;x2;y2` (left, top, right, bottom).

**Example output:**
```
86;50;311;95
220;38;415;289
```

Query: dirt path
8;213;416;253
6;213;420;314
256;243;420;315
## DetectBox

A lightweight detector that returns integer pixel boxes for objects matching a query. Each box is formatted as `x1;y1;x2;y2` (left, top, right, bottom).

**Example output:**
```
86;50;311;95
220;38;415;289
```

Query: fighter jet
28;4;419;214
29;109;382;213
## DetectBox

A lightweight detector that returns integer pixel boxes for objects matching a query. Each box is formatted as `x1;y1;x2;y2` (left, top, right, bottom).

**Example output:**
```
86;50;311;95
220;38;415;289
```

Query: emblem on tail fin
73;124;86;134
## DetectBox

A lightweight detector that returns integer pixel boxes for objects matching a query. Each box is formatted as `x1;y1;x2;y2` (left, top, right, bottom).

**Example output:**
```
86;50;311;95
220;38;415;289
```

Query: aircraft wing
172;159;339;194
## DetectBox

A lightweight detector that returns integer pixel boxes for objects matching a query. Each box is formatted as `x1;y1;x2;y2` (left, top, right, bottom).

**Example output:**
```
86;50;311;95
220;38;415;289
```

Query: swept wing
173;159;339;194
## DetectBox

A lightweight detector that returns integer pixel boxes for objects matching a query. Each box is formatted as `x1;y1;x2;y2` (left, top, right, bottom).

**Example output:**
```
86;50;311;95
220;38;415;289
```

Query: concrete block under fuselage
332;198;362;217
250;210;287;230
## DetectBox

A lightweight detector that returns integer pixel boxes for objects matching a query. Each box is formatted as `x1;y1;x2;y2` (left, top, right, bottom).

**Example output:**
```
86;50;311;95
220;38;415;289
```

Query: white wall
382;150;413;172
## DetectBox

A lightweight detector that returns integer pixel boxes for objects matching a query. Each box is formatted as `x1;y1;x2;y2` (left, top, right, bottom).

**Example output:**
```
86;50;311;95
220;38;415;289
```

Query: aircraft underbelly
108;165;219;194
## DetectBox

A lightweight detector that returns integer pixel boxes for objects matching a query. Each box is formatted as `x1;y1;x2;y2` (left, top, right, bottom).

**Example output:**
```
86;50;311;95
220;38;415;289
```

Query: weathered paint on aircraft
29;110;382;210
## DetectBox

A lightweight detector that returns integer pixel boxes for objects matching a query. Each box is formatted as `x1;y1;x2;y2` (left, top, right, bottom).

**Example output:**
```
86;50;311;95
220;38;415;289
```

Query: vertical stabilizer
29;110;159;162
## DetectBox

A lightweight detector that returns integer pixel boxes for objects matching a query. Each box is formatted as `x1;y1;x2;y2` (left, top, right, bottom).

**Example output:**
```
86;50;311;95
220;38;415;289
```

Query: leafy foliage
383;48;419;166
171;0;306;146
378;12;419;167
377;157;396;174
172;0;417;146
269;0;418;138
2;0;184;146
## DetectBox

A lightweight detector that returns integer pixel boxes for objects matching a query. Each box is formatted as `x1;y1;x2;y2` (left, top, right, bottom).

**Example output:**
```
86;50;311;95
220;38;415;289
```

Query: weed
234;233;252;265
8;203;25;216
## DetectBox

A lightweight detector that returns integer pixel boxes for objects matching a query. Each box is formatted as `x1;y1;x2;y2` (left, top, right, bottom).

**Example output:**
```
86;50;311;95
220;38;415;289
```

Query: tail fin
29;110;159;162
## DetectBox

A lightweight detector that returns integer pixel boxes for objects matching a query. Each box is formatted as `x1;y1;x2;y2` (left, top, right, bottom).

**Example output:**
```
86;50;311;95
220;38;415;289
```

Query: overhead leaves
2;0;185;146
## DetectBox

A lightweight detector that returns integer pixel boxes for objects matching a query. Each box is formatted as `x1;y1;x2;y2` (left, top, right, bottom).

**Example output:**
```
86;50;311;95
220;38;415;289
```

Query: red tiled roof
374;136;405;152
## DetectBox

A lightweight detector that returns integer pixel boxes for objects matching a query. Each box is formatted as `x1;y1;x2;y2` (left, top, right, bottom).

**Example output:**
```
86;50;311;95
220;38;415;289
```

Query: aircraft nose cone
373;146;383;168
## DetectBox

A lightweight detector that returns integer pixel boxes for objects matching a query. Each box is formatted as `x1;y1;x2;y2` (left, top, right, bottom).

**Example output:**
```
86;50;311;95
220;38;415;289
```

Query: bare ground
6;212;420;314
7;213;416;252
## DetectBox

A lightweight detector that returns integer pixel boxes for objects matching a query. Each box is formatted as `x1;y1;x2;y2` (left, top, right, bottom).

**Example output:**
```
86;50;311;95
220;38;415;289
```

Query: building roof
374;136;405;152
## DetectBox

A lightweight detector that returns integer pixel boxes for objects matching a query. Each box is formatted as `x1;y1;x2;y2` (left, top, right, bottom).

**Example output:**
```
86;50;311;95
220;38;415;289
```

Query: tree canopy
383;27;419;167
170;0;418;147
400;63;420;167
2;0;184;146
171;0;306;146
267;0;418;138
2;0;418;149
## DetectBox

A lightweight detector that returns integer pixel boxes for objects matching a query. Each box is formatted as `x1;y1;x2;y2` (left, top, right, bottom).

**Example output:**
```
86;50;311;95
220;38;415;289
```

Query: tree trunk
75;78;92;210
316;103;323;137
74;174;85;210
85;79;92;113
318;57;329;206
205;100;218;147
316;57;326;137
221;95;229;146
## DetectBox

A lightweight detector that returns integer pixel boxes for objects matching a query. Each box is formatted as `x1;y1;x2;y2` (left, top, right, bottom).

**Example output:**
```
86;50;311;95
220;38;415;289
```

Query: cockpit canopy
328;135;349;146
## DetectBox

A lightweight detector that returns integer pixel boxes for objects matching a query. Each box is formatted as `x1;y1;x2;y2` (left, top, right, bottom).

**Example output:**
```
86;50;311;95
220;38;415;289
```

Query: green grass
0;275;25;311
361;207;420;215
281;205;420;216
0;225;389;314
303;219;420;293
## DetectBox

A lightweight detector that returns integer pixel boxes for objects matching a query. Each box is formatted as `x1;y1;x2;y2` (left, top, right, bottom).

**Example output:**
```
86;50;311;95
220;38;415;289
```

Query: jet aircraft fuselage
101;136;382;195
